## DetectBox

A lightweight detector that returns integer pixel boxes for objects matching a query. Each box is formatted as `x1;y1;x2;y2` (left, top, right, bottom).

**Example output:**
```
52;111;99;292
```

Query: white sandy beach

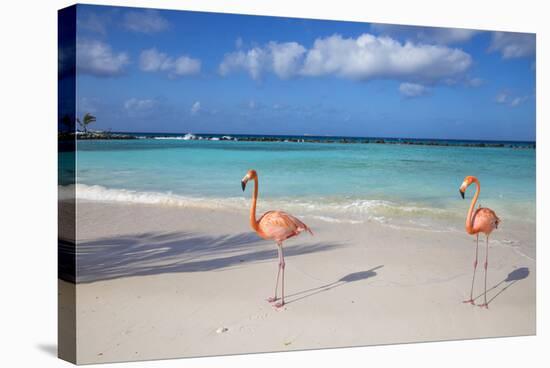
60;200;535;364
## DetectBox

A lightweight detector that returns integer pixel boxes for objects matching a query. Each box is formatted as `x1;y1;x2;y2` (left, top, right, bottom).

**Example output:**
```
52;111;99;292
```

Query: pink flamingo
459;176;500;308
241;169;313;308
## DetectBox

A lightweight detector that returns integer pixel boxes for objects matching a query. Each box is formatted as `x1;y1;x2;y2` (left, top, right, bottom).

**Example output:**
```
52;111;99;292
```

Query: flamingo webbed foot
462;299;475;305
267;296;278;303
478;303;489;309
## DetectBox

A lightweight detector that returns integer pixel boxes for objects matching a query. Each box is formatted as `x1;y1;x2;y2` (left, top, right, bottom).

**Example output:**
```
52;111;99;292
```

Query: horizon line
102;130;536;143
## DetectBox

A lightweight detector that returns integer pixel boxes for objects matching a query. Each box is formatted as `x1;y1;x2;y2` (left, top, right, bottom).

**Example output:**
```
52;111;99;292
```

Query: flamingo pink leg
275;245;286;308
479;236;490;308
463;234;479;305
267;244;282;303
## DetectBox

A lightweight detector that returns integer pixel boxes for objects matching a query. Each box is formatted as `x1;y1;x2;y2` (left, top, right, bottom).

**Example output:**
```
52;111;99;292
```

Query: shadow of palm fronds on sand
62;231;340;283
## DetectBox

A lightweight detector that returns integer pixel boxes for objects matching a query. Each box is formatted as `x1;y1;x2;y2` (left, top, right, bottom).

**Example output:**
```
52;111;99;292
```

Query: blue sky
72;4;536;140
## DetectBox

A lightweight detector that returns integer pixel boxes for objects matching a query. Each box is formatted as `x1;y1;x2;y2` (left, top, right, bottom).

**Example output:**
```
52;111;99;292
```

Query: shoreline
58;184;537;260
66;201;536;363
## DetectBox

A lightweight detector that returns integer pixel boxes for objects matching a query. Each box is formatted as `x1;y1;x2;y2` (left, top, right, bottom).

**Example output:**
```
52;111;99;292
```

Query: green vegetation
77;113;96;133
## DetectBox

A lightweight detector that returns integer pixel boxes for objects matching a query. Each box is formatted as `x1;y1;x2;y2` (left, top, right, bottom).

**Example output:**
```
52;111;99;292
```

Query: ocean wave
306;215;363;225
60;184;464;228
59;184;245;210
153;136;191;140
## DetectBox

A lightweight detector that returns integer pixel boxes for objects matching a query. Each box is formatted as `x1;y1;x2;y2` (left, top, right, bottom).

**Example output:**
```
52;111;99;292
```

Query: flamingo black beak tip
241;181;246;191
459;190;465;199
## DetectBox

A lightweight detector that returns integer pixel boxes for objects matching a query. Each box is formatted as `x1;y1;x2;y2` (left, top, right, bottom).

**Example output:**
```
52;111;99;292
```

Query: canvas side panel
58;4;77;364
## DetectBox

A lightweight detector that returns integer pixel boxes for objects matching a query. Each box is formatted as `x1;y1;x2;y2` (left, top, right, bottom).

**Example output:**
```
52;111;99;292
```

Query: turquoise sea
60;134;536;256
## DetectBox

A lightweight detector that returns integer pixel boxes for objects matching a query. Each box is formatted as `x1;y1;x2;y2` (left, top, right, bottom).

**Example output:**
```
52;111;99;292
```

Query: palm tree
77;113;96;133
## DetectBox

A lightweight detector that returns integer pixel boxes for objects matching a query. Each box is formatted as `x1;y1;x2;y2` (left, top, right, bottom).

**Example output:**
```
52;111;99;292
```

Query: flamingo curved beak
459;189;465;199
241;180;247;191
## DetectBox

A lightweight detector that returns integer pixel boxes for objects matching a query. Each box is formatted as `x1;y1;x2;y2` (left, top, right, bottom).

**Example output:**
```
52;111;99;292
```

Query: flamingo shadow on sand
471;267;530;307
284;265;384;305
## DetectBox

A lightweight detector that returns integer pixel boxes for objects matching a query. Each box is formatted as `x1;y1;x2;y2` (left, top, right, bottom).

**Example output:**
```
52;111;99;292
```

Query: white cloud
219;47;264;80
124;98;156;112
495;90;529;107
399;82;430;97
271;42;307;78
495;91;509;104
466;77;483;87
190;101;201;115
371;24;478;45
77;39;129;77
219;33;471;84
301;34;471;81
489;32;535;59
123;9;170;33
510;96;529;107
140;48;201;77
219;41;306;80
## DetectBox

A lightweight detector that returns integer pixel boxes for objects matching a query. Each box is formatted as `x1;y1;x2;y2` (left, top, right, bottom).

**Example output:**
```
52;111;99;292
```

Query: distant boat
183;133;196;140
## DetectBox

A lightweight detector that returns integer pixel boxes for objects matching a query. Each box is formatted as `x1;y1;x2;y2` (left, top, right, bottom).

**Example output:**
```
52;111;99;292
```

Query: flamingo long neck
465;179;480;234
249;177;260;232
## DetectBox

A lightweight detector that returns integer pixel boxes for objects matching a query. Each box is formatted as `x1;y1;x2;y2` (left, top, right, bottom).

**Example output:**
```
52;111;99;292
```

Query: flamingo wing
473;207;501;233
257;211;313;242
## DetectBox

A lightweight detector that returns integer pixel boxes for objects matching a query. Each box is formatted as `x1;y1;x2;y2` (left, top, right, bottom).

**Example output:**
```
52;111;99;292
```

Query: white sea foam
61;184;538;260
60;184;463;232
153;133;196;140
153;136;187;140
307;215;363;225
60;184;244;210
